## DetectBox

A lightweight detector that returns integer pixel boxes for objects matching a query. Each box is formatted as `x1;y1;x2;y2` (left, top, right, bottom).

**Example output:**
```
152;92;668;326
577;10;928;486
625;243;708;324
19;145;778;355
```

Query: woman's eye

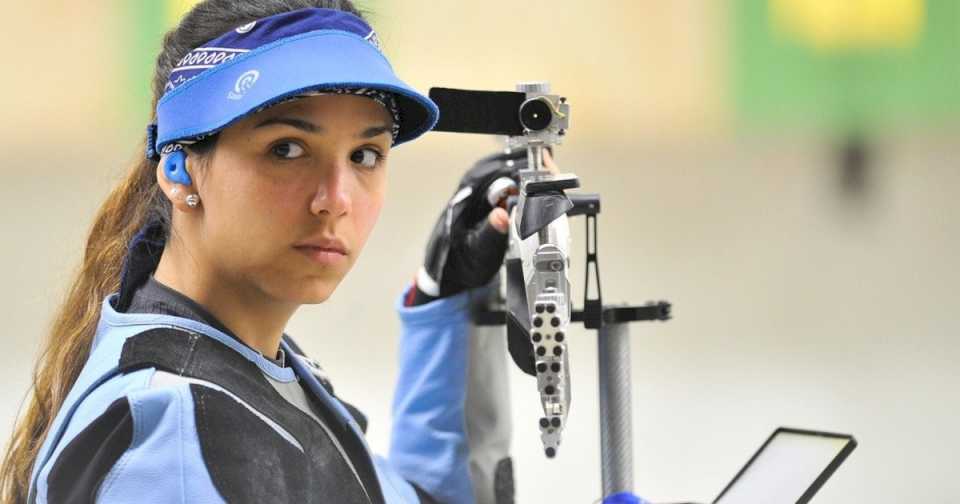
271;141;305;159
350;148;381;169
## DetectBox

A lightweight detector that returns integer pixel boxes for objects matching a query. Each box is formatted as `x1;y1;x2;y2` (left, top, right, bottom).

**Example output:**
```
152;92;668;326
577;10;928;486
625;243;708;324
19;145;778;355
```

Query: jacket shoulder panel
32;367;154;503
95;384;224;503
45;397;132;503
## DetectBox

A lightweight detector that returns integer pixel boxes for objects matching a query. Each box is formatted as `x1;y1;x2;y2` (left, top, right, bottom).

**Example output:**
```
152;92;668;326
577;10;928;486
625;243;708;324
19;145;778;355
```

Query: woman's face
187;94;392;304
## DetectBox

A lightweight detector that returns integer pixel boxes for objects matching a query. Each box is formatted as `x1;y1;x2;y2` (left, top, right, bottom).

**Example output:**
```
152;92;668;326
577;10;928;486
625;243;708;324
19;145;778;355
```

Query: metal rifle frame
475;194;672;498
428;80;672;498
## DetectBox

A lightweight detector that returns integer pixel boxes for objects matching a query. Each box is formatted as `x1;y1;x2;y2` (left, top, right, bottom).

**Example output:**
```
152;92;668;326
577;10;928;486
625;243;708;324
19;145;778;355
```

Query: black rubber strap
429;88;526;135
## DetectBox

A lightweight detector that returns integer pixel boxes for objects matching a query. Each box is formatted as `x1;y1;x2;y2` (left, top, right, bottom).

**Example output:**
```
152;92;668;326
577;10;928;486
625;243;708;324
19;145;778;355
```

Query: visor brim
156;30;438;151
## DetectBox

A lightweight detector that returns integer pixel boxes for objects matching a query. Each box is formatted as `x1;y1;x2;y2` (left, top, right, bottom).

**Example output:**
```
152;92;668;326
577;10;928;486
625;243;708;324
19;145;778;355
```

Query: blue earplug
162;149;192;186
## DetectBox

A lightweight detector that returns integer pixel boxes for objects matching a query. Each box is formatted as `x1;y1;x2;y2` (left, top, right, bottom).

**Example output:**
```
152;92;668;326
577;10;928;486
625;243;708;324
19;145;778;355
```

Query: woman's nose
309;161;352;217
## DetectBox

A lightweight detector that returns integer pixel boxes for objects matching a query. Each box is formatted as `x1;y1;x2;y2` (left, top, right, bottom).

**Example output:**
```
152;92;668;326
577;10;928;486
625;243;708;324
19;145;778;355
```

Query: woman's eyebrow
359;125;391;139
253;118;389;139
254;117;320;132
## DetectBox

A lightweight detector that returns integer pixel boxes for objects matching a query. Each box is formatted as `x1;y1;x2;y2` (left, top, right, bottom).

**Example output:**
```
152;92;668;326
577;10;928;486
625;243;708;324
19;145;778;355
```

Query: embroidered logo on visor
235;21;257;34
228;70;260;100
364;29;382;51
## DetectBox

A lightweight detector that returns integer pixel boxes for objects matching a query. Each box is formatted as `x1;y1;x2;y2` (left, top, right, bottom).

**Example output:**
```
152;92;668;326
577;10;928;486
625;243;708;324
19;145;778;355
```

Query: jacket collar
96;293;297;383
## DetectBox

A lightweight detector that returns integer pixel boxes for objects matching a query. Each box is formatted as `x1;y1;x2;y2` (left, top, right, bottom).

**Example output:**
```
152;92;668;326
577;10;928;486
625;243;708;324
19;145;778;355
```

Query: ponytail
0;149;163;502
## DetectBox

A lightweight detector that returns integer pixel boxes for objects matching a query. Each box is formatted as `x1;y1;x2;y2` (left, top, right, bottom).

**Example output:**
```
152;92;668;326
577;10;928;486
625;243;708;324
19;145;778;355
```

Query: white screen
714;431;849;504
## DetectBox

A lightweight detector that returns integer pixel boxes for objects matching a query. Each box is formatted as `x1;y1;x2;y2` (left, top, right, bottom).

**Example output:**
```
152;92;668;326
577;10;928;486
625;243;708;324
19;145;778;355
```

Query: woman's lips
294;246;348;265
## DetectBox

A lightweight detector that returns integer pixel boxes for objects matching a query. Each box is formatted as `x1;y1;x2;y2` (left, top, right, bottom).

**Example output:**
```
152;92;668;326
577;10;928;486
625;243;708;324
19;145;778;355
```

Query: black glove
409;150;527;305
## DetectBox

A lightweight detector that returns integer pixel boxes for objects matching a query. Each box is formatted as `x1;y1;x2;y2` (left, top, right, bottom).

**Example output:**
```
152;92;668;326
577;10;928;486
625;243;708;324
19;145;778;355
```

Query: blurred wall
1;2;958;503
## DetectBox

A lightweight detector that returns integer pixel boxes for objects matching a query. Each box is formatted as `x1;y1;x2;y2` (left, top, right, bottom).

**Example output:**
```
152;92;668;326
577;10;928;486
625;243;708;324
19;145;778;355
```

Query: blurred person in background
0;1;546;502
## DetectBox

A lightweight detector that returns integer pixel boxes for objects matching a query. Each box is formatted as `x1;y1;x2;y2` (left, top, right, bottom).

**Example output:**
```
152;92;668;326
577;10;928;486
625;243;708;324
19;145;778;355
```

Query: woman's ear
156;154;200;212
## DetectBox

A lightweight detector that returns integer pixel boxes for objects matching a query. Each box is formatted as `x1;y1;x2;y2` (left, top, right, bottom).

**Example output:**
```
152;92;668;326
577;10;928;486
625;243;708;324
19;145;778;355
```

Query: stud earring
185;194;201;208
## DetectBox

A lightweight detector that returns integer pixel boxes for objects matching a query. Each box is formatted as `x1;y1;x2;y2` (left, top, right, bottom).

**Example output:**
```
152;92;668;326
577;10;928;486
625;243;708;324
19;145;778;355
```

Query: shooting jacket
26;277;477;504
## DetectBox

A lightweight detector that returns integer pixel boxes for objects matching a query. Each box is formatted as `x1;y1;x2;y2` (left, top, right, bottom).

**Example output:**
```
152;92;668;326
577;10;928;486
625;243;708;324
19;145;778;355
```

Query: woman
0;1;525;502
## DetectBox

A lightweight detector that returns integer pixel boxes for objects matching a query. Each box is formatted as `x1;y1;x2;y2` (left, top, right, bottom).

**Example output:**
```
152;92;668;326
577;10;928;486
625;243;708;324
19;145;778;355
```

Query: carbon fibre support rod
598;320;633;496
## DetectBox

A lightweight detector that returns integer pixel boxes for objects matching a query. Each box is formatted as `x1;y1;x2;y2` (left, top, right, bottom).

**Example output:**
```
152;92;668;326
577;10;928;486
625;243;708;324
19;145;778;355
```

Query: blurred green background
734;0;960;132
1;1;957;503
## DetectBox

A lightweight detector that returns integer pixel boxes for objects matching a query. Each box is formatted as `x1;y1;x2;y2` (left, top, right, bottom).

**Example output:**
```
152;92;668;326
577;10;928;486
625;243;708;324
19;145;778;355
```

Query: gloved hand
408;149;556;305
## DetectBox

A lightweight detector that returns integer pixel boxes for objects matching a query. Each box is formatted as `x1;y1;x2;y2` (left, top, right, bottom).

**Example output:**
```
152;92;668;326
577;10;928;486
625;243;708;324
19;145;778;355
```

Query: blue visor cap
152;8;438;156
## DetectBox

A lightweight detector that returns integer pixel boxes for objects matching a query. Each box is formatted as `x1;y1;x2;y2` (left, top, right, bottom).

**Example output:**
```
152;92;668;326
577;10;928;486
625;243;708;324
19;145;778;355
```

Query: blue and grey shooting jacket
26;277;477;504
